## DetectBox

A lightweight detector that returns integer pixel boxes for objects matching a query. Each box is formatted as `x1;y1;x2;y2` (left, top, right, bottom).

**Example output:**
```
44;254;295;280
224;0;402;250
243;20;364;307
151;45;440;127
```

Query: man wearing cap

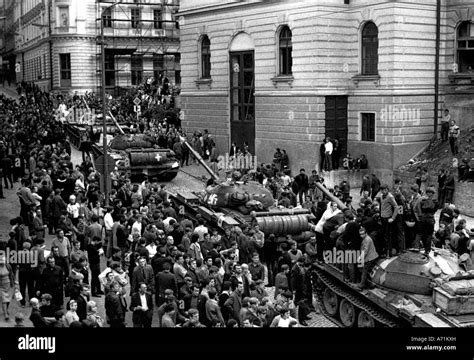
379;184;399;258
130;283;154;328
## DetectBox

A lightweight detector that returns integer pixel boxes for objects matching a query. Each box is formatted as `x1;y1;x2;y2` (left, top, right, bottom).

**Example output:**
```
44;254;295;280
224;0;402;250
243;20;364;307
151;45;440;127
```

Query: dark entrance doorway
229;51;255;154
325;96;348;168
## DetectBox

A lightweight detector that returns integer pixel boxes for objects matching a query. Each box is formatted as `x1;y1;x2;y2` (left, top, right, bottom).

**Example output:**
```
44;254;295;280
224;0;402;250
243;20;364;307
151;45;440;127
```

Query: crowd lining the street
0;81;472;328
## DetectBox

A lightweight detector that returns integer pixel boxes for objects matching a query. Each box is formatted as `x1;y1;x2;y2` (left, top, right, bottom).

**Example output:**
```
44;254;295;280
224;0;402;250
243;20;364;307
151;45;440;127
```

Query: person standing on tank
379;184;399;258
416;187;438;255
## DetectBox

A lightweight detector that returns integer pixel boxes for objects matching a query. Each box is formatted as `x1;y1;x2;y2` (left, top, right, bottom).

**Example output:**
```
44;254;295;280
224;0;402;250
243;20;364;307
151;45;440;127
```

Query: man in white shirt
67;195;80;225
280;173;291;187
194;219;209;241
441;109;451;142
103;207;114;258
146;239;158;260
130;283;153;328
131;215;143;237
324;137;333;171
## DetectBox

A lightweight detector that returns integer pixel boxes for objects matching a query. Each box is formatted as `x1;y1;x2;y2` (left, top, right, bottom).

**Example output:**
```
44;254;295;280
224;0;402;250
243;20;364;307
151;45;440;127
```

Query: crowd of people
316;137;369;172
0;81;472;329
0;82;318;328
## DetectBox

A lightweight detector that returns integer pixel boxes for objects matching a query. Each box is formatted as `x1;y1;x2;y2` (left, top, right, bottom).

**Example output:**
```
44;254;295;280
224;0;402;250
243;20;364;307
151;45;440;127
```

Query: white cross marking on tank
155;153;162;162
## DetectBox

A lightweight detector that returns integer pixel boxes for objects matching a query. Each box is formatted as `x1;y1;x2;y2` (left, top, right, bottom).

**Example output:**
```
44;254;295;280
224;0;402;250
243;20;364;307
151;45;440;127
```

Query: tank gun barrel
315;182;347;211
108;111;125;135
182;139;220;182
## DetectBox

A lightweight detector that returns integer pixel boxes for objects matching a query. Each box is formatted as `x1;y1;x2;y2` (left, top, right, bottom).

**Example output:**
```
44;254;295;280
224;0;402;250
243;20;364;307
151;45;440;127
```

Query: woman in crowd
65;299;80;326
0;255;15;321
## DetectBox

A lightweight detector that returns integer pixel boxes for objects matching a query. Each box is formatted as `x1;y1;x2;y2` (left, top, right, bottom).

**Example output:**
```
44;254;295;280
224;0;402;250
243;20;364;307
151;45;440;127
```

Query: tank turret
370;249;462;295
311;247;474;328
171;139;321;241
88;112;179;181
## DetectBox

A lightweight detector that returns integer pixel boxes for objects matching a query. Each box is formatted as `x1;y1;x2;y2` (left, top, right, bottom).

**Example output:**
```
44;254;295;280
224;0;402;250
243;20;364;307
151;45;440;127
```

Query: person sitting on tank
356;226;379;290
434;223;450;248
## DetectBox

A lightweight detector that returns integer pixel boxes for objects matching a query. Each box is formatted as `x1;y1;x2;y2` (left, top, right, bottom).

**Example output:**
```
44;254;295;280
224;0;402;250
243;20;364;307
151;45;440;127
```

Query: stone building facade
4;0;180;94
178;0;474;171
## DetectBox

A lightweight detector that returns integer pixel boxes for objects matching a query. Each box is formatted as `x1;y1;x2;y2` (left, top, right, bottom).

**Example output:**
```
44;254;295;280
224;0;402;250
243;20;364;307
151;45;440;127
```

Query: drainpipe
433;0;441;138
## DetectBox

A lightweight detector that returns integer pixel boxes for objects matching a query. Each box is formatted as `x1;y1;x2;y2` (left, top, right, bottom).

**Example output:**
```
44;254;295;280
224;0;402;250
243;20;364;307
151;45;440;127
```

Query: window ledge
352;74;380;87
195;78;212;88
271;75;294;87
448;73;474;85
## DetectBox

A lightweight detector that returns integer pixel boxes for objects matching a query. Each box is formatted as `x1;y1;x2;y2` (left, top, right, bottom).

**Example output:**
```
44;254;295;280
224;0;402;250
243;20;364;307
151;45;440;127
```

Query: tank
311;247;474;328
79;112;180;182
169;140;317;242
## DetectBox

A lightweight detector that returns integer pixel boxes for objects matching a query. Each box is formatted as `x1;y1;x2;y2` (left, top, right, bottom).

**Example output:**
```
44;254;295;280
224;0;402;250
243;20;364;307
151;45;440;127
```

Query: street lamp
100;1;119;206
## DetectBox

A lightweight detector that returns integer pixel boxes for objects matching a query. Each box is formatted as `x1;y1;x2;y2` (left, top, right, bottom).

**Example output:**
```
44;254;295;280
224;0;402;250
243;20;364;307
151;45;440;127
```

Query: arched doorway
229;33;255;154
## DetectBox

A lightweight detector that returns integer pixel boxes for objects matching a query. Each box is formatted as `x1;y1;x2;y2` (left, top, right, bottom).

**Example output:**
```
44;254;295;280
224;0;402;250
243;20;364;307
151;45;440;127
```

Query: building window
201;35;211;79
457;21;474;73
279;26;292;75
58;6;69;28
105;54;115;87
131;8;140;28
361;22;378;75
43;54;47;78
153;10;162;29
59;53;71;87
153;53;164;69
153;53;165;84
361;113;375;142
102;7;112;28
131;54;143;85
175;70;181;85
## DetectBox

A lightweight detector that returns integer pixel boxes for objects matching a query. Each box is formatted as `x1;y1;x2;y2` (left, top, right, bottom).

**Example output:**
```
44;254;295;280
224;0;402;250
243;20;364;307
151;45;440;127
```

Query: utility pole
100;1;119;206
434;0;441;138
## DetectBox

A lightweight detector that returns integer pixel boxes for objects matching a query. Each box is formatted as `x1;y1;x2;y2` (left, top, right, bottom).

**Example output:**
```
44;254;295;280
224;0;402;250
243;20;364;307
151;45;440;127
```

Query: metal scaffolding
95;0;180;97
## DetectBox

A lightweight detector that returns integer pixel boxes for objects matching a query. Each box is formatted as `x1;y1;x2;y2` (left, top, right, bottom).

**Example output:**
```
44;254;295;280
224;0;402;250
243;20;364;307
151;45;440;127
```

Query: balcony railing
101;25;179;40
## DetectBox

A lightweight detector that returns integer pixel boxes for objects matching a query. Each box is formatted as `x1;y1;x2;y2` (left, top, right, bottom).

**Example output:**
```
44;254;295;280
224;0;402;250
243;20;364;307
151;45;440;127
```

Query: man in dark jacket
29;298;49;328
291;257;311;326
131;256;155;296
182;284;208;323
87;236;103;297
38;256;64;309
155;262;178;306
1;153;13;189
416;187;438;254
130;282;154;328
371;174;381;200
51;189;67;231
224;281;243;325
105;281;127;327
294;168;309;205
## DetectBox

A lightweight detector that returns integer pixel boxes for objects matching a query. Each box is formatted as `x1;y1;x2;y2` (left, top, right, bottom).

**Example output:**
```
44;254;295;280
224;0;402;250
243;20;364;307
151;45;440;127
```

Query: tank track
312;266;402;328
